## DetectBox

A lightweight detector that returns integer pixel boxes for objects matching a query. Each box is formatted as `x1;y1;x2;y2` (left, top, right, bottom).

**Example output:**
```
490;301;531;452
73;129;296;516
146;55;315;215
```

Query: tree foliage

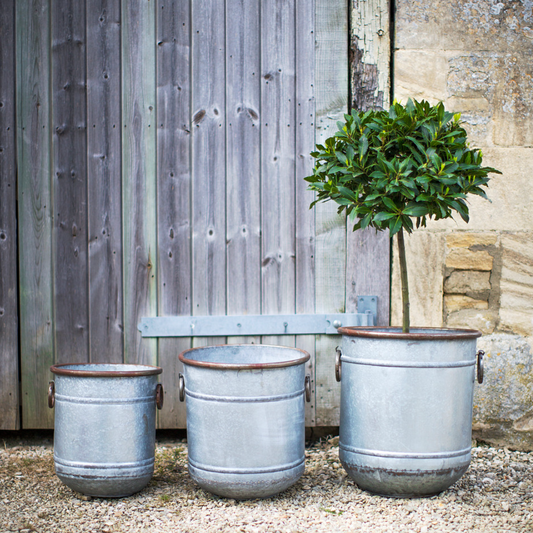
305;99;501;237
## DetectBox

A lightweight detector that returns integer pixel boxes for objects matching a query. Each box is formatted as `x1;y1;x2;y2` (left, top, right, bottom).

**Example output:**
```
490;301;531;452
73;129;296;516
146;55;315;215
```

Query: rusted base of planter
340;454;470;498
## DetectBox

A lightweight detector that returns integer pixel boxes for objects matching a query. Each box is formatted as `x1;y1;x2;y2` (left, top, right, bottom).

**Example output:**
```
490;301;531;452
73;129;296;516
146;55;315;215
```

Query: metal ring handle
335;347;342;382
156;383;164;410
178;373;185;402
305;375;312;402
48;381;55;408
476;350;484;384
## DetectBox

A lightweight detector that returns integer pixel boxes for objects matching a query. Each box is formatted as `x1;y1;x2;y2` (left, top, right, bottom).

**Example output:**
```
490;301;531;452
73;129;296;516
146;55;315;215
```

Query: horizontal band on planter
339;443;471;460
189;457;304;475
184;388;305;403
54;393;155;405
54;456;155;470
340;357;475;369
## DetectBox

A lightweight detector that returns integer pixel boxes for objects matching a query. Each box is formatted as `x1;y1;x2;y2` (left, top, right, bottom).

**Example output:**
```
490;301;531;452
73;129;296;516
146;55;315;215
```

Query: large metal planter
179;344;311;499
336;327;483;498
49;363;164;498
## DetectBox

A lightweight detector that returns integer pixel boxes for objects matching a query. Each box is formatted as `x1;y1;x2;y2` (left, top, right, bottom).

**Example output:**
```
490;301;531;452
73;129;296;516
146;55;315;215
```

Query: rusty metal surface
179;343;310;370
337;326;482;341
50;363;162;378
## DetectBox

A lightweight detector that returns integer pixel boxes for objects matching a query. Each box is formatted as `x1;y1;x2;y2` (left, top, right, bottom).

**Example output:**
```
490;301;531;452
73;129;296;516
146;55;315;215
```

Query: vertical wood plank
0;0;20;429
226;0;261;346
260;0;296;348
52;0;89;363
346;0;391;326
87;0;124;362
191;0;226;349
295;0;317;426
157;0;191;428
17;0;54;428
314;0;348;427
122;0;158;366
350;0;391;112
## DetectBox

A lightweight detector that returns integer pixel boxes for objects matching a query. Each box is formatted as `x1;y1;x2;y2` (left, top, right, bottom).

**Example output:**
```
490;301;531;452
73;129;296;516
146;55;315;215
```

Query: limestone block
445;249;493;271
445;233;498;248
447;53;533;147
473;334;533;451
395;0;533;53
446;309;497;335
425;148;533;232
391;232;445;328
444;271;491;294
393;50;448;103
444;295;488;313
499;233;533;337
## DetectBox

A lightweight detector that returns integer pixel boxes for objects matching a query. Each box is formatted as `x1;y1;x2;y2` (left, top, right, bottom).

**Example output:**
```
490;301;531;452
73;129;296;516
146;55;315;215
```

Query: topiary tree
305;99;501;333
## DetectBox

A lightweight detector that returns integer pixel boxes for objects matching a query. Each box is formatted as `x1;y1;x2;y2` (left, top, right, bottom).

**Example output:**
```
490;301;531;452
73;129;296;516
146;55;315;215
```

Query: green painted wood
87;0;124;362
122;0;158;366
295;0;317;426
52;0;89;363
260;0;297;348
156;0;191;428
225;0;261;347
314;0;349;427
17;0;54;428
191;0;227;350
0;0;20;429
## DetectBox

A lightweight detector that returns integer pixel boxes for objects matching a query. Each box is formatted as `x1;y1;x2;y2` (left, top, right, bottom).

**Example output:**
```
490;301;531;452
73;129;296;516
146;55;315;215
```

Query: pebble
0;438;532;532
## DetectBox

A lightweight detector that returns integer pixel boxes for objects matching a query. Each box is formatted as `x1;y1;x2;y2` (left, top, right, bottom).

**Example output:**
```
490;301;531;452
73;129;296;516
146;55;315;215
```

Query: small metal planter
336;327;483;498
179;344;311;499
49;363;164;498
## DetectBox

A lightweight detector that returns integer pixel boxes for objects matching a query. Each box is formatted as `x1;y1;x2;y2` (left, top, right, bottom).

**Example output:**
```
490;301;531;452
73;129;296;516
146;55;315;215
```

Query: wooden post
156;0;192;428
17;0;55;428
0;0;20;429
314;0;349;426
122;0;158;367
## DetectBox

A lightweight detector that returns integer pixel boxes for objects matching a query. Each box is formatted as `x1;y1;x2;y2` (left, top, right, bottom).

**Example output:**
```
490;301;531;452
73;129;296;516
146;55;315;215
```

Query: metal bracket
138;296;377;338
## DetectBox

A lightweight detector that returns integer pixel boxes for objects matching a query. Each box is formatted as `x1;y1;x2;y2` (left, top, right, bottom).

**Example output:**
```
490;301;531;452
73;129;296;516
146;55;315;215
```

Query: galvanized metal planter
336;327;484;498
179;344;311;499
49;363;164;498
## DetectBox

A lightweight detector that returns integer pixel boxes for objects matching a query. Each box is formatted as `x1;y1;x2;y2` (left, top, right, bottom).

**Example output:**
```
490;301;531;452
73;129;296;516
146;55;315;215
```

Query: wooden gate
0;0;390;430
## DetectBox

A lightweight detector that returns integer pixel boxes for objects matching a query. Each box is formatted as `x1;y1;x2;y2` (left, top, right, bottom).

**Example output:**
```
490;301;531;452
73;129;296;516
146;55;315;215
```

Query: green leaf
382;197;399;212
403;204;429;217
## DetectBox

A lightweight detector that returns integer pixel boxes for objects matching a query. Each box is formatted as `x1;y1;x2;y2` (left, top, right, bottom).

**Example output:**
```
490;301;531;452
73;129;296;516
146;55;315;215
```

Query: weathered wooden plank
346;0;391;324
314;0;348;427
351;0;391;112
17;0;54;428
226;0;261;346
122;0;158;366
156;0;191;428
260;0;297;348
52;0;89;363
295;0;317;426
86;0;123;363
191;0;226;349
346;227;390;324
0;0;20;429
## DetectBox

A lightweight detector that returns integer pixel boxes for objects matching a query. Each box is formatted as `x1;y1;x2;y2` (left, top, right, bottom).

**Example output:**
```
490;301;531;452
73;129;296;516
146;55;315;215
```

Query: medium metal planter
179;344;311;499
49;363;164;498
336;327;484;497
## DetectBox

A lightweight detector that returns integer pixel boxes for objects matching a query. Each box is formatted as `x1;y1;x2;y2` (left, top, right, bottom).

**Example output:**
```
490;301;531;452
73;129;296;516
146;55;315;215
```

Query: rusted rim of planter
337;326;482;341
50;363;162;377
179;344;310;370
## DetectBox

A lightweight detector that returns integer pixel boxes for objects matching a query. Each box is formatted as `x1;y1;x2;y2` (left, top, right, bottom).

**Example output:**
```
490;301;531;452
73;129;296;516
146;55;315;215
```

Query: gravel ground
1;432;532;533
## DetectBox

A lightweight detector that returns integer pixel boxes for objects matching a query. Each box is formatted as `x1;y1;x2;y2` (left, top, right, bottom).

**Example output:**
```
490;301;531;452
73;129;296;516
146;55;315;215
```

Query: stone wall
393;0;533;450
